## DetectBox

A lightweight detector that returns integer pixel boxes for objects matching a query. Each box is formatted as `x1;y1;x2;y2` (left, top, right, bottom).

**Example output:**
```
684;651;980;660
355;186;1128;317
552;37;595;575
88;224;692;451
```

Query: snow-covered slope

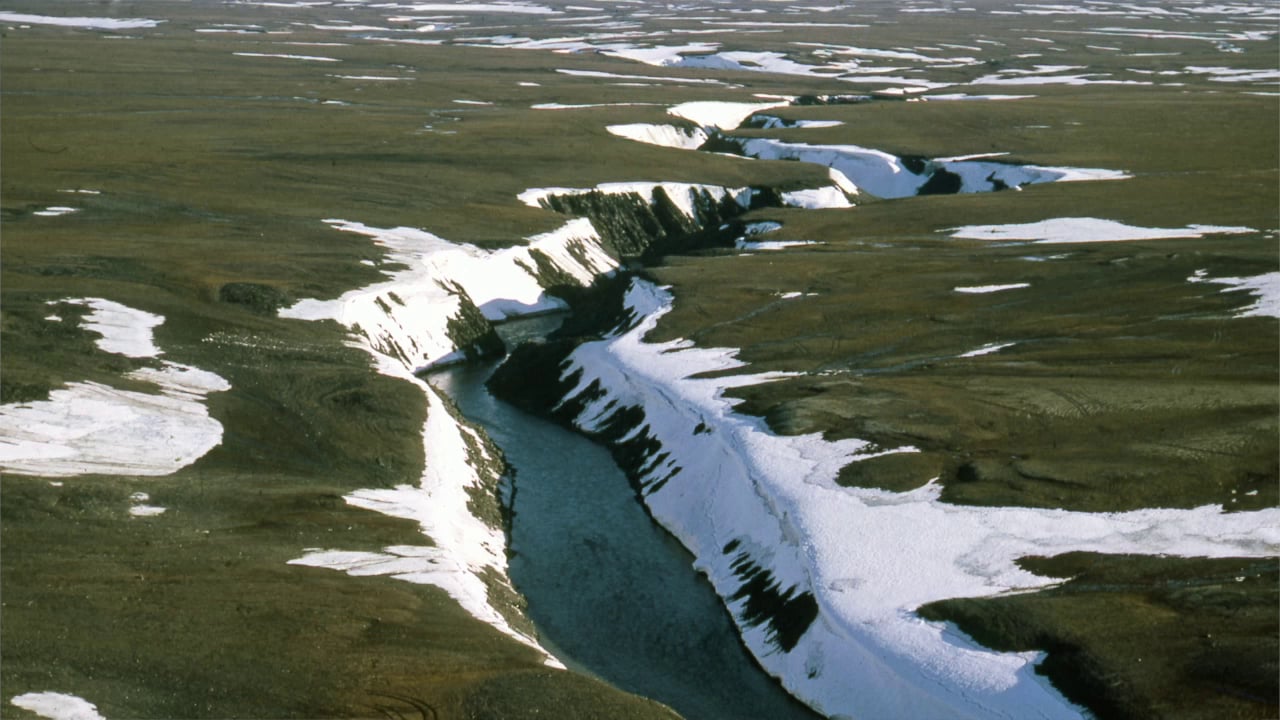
276;182;772;660
279;213;635;659
281;217;616;371
547;278;1280;720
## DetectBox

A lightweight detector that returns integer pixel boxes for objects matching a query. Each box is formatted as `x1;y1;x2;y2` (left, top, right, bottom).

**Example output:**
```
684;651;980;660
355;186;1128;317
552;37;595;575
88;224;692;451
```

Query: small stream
432;315;820;720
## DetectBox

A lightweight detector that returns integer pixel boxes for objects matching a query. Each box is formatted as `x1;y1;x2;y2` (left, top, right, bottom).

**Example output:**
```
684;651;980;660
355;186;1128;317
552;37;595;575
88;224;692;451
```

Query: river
431;315;820;720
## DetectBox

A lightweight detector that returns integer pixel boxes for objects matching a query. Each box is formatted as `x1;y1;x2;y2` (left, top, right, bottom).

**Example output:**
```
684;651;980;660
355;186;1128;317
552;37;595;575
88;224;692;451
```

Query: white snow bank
606;42;721;67
738;239;821;251
606;123;708;150
780;186;853;209
752;116;845;129
65;298;164;358
281;217;617;371
0;12;160;30
954;283;1030;294
280;211;632;664
924;93;1035;101
232;52;341;62
393;2;557;13
556;68;730;86
518;181;755;222
0;300;229;478
667;100;790;130
554;278;1280;720
534;102;661;110
949;218;1255;244
290;382;558;664
740;138;1128;199
1188;269;1280;318
736;221;820;249
129;492;167;517
958;341;1019;357
601;102;1125;199
971;72;1151;86
10;692;106;720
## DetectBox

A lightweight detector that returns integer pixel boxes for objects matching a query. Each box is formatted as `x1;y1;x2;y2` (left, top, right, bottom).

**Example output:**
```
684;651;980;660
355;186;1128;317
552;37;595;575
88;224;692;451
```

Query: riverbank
433;316;820;720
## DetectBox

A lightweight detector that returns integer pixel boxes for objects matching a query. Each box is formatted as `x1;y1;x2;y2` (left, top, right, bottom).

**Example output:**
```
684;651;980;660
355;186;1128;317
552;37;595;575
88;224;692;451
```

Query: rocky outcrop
519;182;771;259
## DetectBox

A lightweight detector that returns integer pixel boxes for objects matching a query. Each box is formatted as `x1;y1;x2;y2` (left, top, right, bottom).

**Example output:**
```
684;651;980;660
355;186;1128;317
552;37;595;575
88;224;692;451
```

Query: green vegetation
920;554;1279;720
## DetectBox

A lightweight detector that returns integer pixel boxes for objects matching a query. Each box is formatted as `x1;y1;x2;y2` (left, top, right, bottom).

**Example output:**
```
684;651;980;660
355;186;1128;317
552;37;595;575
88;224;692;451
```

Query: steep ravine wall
278;185;765;669
489;276;1280;720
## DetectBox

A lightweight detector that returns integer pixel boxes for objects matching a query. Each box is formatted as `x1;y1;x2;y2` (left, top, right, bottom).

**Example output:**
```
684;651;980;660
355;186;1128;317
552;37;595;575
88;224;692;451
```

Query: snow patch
948;218;1255;244
63;298;164;358
289;373;560;665
958;341;1019;357
668;100;790;130
129;492;167;517
534;102;661;110
389;2;557;13
233;52;341;62
279;208;638;661
10;693;106;720
780;186;853;209
0;12;160;30
954;283;1031;294
1188;269;1280;318
0;299;229;478
33;207;79;217
281;217;616;369
606;123;708;150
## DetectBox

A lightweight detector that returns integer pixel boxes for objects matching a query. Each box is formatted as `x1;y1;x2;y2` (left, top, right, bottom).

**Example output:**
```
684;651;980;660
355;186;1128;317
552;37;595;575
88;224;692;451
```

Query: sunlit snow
954;283;1031;293
10;692;106;720
1188;269;1280;318
553;278;1279;720
33;207;80;217
0;12;161;30
949;218;1255;243
0;300;230;478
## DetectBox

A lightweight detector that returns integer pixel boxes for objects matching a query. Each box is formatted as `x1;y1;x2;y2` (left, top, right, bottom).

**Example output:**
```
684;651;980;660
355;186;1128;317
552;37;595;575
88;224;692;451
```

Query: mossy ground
2;1;1276;719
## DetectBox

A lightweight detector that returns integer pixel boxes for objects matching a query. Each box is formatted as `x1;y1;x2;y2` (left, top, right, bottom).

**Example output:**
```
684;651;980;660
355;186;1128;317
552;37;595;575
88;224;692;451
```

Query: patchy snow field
947;217;1256;243
0;299;230;478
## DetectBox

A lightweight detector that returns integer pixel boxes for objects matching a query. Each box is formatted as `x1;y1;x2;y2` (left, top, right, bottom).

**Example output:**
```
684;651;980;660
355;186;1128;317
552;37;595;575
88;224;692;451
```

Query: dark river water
431;315;820;720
